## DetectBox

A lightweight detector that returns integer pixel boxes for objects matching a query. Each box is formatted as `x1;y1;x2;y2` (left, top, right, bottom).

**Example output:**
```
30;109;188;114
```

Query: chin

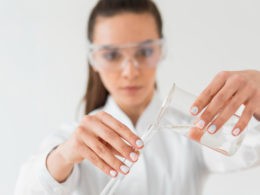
113;87;153;107
124;93;149;106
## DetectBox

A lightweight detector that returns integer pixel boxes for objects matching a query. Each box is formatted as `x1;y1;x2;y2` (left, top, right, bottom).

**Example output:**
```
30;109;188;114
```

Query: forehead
92;12;159;45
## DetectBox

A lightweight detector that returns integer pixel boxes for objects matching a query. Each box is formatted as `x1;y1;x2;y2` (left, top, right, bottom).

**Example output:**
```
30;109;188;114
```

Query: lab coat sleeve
14;124;80;195
203;119;260;173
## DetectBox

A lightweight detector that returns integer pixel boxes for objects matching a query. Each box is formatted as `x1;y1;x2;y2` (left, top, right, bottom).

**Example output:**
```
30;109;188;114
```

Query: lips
120;86;142;92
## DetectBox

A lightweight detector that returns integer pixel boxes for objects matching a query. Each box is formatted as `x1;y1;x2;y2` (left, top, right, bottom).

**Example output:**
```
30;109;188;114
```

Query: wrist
46;145;74;183
55;144;74;167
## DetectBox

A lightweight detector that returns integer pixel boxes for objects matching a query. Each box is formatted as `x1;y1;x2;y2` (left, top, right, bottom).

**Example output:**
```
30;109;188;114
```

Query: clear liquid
159;124;194;135
159;124;245;156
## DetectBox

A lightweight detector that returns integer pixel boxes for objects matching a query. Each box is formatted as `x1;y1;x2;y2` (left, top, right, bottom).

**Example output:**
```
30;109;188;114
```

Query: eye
136;47;154;58
102;50;121;61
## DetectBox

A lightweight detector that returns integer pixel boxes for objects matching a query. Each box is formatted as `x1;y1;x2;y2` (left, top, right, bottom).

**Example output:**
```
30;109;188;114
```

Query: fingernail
110;170;117;177
136;139;144;147
130;152;138;161
208;124;217;134
232;128;241;136
120;165;129;174
191;106;199;115
196;119;205;129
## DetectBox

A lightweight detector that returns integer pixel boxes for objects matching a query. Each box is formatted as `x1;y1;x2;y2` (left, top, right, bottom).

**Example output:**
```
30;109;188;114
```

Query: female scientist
15;0;260;194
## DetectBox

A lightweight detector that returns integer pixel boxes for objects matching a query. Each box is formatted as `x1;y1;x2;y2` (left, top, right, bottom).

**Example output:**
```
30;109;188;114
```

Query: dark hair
84;0;163;114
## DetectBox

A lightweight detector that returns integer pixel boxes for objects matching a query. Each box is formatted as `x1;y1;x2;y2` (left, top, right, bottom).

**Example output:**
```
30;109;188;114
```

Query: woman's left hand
190;70;260;137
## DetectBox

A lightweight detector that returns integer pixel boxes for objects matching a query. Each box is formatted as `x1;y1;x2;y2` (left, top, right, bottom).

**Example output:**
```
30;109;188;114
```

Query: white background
0;0;259;194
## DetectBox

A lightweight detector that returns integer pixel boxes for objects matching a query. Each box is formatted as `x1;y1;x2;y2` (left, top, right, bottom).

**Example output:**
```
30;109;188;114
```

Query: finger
106;142;140;158
99;139;121;156
197;77;240;130
188;127;204;142
77;140;118;177
206;85;250;134
190;71;229;115
81;115;139;162
100;138;140;157
232;102;254;136
78;128;131;175
96;111;144;149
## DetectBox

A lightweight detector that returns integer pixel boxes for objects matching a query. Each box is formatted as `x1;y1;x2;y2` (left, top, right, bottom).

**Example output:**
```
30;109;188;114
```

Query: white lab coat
15;93;260;195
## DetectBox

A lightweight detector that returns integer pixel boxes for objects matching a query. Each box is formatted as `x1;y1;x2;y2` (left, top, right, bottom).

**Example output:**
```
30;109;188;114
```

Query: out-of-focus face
92;12;161;109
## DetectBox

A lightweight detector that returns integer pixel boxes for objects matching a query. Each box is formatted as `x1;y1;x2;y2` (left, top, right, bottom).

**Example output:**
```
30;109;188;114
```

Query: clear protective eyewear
88;39;165;71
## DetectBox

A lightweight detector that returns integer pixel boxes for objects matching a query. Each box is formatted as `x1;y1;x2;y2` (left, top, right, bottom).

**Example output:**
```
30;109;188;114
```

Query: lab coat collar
103;92;162;136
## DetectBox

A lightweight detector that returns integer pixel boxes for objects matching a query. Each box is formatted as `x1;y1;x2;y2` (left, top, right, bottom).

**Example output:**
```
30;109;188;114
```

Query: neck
118;91;154;126
121;107;142;126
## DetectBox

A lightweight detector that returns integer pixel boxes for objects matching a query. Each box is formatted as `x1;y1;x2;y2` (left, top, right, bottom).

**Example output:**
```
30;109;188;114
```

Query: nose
121;59;140;79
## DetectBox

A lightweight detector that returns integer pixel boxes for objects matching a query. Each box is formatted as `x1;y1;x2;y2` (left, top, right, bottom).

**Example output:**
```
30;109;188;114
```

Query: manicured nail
110;170;117;177
208;124;217;134
232;128;241;136
130;152;138;161
120;165;129;174
190;106;199;115
196;119;205;129
136;139;144;147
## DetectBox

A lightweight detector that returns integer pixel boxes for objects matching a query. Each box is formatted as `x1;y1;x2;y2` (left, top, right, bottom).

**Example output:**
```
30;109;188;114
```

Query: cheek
98;71;118;92
144;69;157;85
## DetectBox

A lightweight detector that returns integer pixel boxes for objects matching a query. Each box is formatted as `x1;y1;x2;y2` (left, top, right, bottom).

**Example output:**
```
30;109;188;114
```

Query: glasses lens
134;41;163;67
91;48;123;69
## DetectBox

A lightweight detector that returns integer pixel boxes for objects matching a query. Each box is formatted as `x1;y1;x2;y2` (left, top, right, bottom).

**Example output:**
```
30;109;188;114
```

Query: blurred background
0;0;259;194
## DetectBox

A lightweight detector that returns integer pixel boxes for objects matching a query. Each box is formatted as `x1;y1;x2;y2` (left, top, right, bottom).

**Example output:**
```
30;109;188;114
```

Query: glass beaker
157;83;246;156
100;83;246;195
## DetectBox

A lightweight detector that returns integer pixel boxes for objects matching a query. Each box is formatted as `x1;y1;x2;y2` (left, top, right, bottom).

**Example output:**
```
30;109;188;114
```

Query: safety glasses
88;38;165;72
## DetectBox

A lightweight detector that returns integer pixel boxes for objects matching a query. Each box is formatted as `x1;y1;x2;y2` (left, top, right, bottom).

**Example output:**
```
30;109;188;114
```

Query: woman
15;0;260;194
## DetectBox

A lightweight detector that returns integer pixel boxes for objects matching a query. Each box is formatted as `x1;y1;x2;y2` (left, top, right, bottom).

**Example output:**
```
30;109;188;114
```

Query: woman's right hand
46;111;144;182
